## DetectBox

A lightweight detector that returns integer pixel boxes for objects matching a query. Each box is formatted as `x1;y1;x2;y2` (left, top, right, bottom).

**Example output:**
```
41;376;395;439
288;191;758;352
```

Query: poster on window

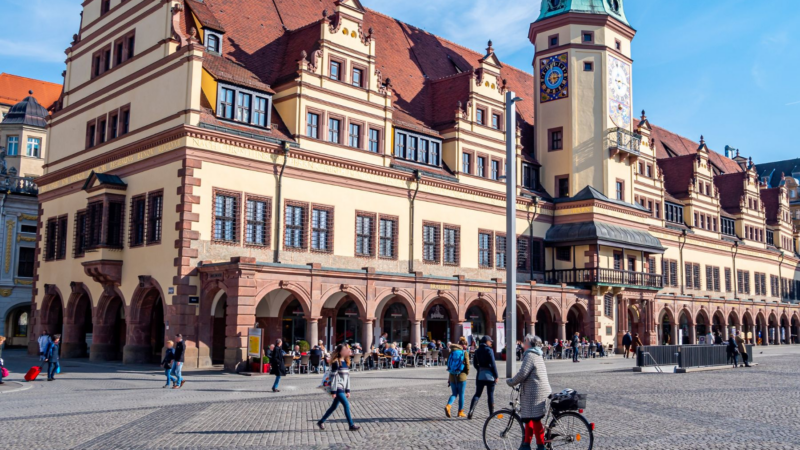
247;328;263;358
496;323;506;353
462;322;472;343
698;336;706;345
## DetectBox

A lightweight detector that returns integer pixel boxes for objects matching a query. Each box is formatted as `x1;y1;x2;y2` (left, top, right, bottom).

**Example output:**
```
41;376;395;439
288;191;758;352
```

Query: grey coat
506;349;552;419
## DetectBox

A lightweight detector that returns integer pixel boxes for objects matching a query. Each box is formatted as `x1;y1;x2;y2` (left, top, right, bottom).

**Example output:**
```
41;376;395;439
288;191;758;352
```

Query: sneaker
349;425;361;431
445;404;452;418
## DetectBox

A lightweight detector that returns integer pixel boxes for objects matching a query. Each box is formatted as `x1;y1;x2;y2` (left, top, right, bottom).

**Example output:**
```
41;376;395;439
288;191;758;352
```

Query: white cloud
786;100;800;106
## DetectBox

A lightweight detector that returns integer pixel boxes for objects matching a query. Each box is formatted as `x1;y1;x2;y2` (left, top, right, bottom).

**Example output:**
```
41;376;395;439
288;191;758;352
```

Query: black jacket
270;346;288;376
622;333;632;346
473;343;499;381
571;336;579;349
174;341;186;363
162;348;175;367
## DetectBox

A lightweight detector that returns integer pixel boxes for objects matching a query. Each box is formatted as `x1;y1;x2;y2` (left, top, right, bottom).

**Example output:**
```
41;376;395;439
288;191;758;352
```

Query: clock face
540;53;569;103
607;56;631;128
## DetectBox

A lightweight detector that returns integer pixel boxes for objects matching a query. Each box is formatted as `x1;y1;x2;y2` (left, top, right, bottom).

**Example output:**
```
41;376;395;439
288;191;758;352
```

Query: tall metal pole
505;91;520;378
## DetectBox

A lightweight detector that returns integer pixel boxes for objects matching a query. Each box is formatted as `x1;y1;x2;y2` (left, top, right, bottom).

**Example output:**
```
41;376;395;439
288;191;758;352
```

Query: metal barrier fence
636;344;755;368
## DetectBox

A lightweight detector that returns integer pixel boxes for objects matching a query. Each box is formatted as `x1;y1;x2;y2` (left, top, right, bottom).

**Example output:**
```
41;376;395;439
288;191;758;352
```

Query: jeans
319;391;354;427
472;380;495;411
731;353;739;366
272;375;281;390
165;368;177;386
572;348;579;362
448;380;466;411
171;362;183;385
47;361;60;379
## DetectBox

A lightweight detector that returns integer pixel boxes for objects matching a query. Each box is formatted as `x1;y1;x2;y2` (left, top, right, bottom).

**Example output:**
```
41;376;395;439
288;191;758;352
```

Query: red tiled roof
713;172;746;214
760;188;780;226
203;53;275;93
186;0;226;32
0;73;62;110
641;120;742;174
656;153;696;199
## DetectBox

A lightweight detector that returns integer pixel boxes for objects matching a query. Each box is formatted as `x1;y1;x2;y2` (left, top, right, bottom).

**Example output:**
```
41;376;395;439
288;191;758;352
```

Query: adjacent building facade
30;0;800;369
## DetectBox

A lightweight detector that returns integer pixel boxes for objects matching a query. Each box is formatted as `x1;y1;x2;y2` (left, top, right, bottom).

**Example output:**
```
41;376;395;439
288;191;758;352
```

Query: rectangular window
307;112;319;139
522;163;536;189
665;202;684;225
477;157;486;178
129;195;146;247
495;234;507;269
253;97;268;127
126;33;135;60
754;273;762;296
328;118;341;143
311;207;332;252
462;153;471;174
6;136;18;156
771;275;779;297
407;136;417;161
235;92;251;123
648;257;656;274
106;201;124;248
557;176;569;198
355;214;375;257
627;257;635;272
517;236;530;271
97;116;107;144
45;218;57;261
352;68;363;87
430;142;440;166
394;132;406;158
206;34;220;53
531;240;544;272
478;232;492;268
245;197;270;246
613;253;622;270
120;107;130;135
549;34;559;48
582;31;594;43
491;160;500;181
685;263;701;290
669;261;678;287
17;247;35;278
101;0;110;14
349;123;361;148
86;122;96;148
615;180;624;201
583;62;593;72
147;192;163;244
108;112;118;140
418;139;429;164
368;129;380;152
330;61;341;81
85;201;103;249
213;193;238;243
476;109;485;125
492;114;500;130
556;247;571;262
422;223;440;263
220;88;234;119
74;211;87;257
26;138;41;157
443;226;459;266
549;128;563;151
379;217;397;259
285;204;306;250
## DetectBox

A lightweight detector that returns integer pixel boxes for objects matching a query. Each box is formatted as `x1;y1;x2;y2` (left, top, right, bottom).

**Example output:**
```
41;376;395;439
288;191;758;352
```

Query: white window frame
216;82;272;129
205;30;223;54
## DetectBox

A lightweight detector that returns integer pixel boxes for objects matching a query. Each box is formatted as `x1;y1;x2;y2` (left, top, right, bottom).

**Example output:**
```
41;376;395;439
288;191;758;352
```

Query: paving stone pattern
0;347;799;449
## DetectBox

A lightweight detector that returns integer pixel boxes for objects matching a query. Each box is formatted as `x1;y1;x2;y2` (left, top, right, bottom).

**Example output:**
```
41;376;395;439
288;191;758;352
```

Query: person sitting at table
388;343;401;368
595;340;605;357
554;339;563;358
291;345;302;358
368;345;379;369
405;343;413;354
352;343;362;354
412;343;421;354
427;341;437;351
310;344;324;373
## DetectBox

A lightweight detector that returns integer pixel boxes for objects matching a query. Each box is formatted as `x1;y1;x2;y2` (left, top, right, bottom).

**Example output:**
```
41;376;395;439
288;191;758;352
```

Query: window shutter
685;263;693;289
693;264;701;290
706;266;713;291
713;267;720;292
669;261;678;287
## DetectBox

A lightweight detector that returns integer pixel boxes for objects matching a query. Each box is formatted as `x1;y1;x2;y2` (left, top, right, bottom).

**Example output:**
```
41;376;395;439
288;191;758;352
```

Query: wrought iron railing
545;268;663;289
606;127;642;155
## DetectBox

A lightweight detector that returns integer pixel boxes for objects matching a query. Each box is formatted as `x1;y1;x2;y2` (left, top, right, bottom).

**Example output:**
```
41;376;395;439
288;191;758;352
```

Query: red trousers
524;419;545;445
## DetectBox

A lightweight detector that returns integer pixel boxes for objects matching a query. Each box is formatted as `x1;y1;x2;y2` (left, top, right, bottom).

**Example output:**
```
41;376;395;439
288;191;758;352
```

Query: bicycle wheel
483;410;525;450
546;411;593;449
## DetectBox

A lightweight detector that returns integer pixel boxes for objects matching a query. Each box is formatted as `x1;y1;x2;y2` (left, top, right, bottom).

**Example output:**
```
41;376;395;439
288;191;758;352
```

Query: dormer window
216;83;272;128
205;31;222;54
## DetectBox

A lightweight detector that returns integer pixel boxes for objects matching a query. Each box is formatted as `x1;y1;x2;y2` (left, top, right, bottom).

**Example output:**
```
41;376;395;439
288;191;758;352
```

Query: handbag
477;367;495;382
163;361;172;370
1;367;9;378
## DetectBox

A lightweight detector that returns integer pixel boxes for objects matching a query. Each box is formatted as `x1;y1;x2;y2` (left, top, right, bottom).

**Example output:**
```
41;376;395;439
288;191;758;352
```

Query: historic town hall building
30;0;800;369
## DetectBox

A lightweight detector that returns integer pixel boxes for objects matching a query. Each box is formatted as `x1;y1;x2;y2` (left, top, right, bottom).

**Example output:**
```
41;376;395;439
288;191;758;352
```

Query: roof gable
82;171;127;192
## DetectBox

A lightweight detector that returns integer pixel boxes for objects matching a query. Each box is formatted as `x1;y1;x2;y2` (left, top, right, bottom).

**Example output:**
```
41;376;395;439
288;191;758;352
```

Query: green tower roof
536;0;632;28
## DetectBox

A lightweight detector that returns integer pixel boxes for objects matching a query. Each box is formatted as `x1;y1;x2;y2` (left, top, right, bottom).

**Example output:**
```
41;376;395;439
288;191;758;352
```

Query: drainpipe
732;241;739;300
678;229;687;295
273;142;291;263
408;170;421;273
529;196;539;281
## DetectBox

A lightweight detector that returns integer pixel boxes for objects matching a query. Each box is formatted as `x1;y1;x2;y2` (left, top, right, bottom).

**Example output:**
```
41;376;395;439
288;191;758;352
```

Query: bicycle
483;386;594;450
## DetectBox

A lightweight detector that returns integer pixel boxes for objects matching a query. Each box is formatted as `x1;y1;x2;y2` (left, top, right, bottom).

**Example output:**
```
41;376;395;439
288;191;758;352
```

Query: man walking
37;330;50;361
571;332;580;363
171;334;186;389
735;331;751;368
622;331;632;358
44;334;61;381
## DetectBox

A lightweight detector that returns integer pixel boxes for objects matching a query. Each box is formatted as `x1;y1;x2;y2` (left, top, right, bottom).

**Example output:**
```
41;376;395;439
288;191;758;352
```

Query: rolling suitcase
24;365;42;382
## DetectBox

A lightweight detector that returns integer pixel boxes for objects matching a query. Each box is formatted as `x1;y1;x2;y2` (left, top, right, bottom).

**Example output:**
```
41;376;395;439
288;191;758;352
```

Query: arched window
16;311;28;337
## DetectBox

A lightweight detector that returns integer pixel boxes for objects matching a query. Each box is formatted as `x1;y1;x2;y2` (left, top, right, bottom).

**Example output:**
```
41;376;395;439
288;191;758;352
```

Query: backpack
447;349;465;376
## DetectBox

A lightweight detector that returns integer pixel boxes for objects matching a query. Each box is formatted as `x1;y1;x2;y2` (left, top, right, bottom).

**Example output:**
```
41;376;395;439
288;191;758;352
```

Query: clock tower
529;0;637;200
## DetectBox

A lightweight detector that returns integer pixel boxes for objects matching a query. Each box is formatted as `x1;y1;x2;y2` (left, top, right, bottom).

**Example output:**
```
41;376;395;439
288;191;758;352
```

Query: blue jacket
162;348;175;366
622;333;632;346
473;343;498;381
44;340;60;362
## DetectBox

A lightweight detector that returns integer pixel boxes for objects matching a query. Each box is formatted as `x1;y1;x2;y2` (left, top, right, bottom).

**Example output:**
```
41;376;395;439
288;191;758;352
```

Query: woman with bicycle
506;334;552;450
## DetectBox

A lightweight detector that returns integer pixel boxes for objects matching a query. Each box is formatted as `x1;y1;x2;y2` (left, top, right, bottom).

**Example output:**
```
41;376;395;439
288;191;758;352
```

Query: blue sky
1;0;797;163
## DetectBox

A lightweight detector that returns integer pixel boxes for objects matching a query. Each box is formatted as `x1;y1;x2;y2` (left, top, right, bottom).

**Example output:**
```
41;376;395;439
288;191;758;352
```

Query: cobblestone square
2;346;799;449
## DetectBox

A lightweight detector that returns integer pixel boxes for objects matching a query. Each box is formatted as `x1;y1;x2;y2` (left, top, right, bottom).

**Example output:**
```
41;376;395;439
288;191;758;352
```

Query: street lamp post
505;91;522;378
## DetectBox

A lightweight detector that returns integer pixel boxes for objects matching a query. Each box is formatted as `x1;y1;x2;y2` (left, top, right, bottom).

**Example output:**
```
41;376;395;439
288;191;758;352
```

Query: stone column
558;321;566;341
308;319;319;349
363;320;374;350
223;270;258;373
670;322;678;346
411;320;421;345
689;323;696;345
